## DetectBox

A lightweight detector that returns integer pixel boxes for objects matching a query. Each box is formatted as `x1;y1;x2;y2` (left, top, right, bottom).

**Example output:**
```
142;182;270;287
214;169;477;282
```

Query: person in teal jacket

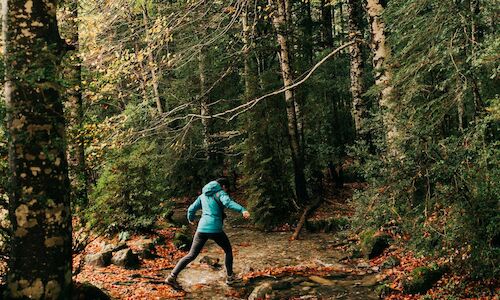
166;178;250;289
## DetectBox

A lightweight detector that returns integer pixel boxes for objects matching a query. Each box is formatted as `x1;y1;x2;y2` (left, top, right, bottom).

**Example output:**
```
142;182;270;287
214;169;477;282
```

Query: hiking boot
165;275;182;290
226;273;240;285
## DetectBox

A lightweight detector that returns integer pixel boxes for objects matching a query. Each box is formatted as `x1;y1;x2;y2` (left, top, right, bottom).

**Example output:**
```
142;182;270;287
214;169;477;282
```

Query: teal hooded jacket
187;181;247;233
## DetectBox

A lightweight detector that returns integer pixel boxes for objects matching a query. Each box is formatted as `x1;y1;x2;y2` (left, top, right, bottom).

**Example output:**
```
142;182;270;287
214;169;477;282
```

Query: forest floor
72;183;498;299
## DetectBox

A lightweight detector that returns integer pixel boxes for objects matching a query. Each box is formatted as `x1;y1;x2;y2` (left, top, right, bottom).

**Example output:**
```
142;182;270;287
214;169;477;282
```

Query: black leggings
171;231;233;277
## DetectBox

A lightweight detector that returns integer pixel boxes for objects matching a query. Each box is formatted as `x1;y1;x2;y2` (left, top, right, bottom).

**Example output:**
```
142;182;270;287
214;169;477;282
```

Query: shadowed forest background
0;0;498;299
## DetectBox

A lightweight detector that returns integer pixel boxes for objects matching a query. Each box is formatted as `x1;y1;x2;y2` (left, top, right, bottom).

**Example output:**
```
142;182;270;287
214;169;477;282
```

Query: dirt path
176;226;379;299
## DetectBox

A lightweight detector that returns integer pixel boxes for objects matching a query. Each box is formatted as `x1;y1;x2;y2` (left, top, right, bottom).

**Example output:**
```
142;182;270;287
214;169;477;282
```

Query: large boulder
101;242;127;253
84;251;112;267
402;264;445;294
360;229;392;259
111;248;139;268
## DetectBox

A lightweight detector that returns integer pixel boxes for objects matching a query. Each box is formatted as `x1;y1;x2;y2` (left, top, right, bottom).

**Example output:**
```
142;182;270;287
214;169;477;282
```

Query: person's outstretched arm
187;196;202;223
217;191;250;219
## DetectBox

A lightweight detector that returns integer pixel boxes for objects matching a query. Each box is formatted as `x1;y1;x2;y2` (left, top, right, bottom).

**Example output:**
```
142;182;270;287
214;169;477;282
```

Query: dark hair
215;177;230;190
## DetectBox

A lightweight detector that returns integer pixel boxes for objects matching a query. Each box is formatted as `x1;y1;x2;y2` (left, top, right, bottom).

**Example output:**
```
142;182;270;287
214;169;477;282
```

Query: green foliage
87;141;173;233
352;0;499;281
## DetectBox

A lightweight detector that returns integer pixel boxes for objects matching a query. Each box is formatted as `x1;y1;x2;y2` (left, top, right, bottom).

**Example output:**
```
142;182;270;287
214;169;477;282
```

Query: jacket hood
202;181;222;196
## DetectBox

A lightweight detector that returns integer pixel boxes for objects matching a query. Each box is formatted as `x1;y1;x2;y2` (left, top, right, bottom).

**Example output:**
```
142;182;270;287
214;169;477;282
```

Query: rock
85;251;112;267
102;242;127;253
375;283;397;298
72;282;111;300
357;261;370;268
111;248;139;268
199;255;221;270
348;245;363;259
173;227;192;251
381;256;401;269
133;239;156;259
248;282;272;300
360;229;392;259
271;279;292;290
300;281;317;287
305;217;349;233
308;276;334;286
402;264;445;294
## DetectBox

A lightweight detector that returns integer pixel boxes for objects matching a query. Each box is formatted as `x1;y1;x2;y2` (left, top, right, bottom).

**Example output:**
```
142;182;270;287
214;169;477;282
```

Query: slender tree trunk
199;49;212;158
347;0;366;137
270;0;309;204
134;43;150;101
241;0;257;102
321;0;334;48
339;0;345;44
65;0;88;205
366;0;399;156
142;6;163;114
469;0;483;115
3;0;72;298
332;4;336;43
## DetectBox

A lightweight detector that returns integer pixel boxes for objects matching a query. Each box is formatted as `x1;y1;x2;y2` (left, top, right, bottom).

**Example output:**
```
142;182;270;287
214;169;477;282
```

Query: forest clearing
0;0;498;299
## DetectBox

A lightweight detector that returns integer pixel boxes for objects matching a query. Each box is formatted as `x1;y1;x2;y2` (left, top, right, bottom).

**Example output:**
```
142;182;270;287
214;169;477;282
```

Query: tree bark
347;0;366;136
269;0;309;204
321;0;334;48
199;48;212;159
142;5;163;114
366;0;399;156
241;0;257;102
65;0;88;205
3;0;73;298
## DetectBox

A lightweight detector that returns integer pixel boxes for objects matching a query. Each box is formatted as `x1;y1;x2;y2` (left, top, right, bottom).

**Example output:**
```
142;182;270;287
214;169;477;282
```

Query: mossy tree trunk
347;0;367;137
2;0;73;298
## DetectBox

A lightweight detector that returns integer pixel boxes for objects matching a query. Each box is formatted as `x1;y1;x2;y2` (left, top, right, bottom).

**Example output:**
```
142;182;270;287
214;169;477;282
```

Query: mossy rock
173;227;192;251
305;217;349;233
360;229;392;259
73;282;111;300
402;264;444;295
381;256;401;269
375;283;397;298
348;245;363;259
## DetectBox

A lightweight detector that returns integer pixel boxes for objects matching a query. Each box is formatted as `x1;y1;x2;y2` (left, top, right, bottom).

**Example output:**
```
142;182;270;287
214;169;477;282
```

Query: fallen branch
290;197;324;241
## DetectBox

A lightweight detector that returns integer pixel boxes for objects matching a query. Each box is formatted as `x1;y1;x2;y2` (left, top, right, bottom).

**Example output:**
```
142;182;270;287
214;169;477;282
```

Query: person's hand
242;211;250;219
189;221;195;225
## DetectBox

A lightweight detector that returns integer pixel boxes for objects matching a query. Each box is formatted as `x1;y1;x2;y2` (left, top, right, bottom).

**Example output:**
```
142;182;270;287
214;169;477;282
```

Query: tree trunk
199;48;212;158
321;0;334;48
65;0;88;206
241;0;257;102
365;0;399;156
347;0;366;137
142;6;163;114
3;0;73;298
269;0;309;204
134;42;150;102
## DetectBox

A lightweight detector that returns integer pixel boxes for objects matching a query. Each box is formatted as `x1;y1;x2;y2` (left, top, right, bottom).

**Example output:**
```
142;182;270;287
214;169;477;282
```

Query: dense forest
0;0;498;299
